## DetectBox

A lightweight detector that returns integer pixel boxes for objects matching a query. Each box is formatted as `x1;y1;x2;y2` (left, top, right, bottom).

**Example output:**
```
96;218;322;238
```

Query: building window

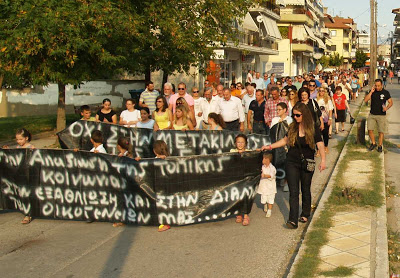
331;45;337;51
330;30;337;37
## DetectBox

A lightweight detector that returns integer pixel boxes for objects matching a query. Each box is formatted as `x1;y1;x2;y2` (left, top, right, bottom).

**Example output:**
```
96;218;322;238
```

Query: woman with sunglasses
261;102;326;229
280;88;289;100
176;97;196;128
153;96;173;131
192;87;203;129
298;87;324;132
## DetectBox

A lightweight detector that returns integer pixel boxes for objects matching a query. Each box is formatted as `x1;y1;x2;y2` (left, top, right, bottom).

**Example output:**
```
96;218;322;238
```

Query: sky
323;0;398;43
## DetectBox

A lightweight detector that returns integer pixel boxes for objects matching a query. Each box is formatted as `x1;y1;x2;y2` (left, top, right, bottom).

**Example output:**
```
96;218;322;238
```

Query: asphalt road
0;97;363;278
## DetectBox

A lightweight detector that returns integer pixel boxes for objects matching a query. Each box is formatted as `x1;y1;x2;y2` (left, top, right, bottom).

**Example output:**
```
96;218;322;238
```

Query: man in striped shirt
139;81;159;113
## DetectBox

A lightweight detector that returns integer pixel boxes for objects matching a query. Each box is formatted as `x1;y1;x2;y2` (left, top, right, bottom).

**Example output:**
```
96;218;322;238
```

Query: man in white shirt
242;85;256;131
213;84;224;101
216;88;245;132
338;78;352;102
253;72;266;91
198;88;219;129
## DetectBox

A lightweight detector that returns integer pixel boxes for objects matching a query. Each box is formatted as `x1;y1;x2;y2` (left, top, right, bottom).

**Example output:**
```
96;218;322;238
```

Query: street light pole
369;0;377;82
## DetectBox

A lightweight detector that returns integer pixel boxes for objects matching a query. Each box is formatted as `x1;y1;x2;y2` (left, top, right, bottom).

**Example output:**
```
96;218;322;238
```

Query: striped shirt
139;89;159;113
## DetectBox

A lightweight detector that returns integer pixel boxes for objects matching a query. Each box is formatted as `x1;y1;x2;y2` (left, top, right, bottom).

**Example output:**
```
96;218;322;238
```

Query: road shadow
99;225;138;278
254;181;289;222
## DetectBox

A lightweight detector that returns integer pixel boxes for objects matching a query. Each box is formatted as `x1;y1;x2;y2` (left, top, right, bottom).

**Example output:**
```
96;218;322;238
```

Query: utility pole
369;0;377;83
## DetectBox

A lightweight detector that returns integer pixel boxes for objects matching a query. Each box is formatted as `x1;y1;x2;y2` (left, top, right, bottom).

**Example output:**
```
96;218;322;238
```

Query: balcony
292;43;314;53
250;2;280;21
343;51;350;58
343;37;350;44
280;8;314;27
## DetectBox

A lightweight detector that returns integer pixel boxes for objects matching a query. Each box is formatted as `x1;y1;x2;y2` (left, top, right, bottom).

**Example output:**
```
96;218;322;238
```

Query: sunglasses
290;93;295;96
193;91;199;93
156;100;163;103
309;85;316;87
277;83;282;85
178;88;185;90
293;113;302;118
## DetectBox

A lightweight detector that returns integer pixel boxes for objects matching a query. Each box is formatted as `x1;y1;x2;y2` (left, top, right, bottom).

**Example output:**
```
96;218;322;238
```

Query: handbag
297;140;316;172
349;114;355;124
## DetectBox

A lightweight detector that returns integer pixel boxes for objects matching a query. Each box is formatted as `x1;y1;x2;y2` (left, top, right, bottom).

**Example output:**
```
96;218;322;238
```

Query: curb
287;95;389;277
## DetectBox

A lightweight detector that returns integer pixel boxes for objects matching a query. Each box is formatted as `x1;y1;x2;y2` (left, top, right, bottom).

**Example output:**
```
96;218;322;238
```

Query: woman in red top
332;86;351;133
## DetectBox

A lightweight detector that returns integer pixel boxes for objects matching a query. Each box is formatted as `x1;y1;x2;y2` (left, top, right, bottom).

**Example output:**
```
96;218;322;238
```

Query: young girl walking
257;153;276;218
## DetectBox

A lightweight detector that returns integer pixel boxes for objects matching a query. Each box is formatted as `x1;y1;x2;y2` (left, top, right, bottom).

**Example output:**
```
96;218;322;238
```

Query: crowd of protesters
7;67;393;230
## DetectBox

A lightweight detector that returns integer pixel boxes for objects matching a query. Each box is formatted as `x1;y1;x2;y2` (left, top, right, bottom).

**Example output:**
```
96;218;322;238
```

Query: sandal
235;215;243;223
112;222;125;227
242;215;250;226
286;221;298;229
21;216;32;224
158;224;171;232
299;217;308;223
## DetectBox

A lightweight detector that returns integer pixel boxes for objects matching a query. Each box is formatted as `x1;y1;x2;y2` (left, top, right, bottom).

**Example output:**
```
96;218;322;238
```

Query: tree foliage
0;0;266;129
318;55;330;68
353;50;368;69
329;53;344;67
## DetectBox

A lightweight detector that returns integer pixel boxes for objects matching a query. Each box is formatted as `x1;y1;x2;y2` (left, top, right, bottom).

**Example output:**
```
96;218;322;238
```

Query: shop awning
304;25;317;42
243;12;259;32
315;37;326;50
261;14;282;40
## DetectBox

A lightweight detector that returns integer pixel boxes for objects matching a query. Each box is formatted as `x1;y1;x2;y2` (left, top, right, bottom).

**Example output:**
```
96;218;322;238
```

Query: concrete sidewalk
288;87;389;278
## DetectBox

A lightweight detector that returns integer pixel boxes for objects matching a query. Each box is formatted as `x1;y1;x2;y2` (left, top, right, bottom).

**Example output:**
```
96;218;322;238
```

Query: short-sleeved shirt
96;110;116;123
333;93;347;110
139;89;160;112
283;85;297;92
370;89;391;115
120;109;141;127
287;130;322;163
169;93;194;113
137;119;155;129
249;100;266;122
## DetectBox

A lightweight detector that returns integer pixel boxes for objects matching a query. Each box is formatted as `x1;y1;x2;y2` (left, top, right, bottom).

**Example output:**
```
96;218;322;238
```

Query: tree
329;53;344;67
0;0;140;131
131;0;266;82
318;55;330;68
353;50;368;69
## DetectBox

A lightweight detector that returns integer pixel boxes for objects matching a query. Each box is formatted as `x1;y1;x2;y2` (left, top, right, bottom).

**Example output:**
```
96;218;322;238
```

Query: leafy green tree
353;50;368;69
329;53;344;67
0;0;140;130
318;55;330;68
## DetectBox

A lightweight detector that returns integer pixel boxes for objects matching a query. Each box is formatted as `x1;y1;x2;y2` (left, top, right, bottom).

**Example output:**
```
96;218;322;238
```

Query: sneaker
266;210;272;218
368;144;377;151
377;145;383;152
263;204;268;212
283;184;289;192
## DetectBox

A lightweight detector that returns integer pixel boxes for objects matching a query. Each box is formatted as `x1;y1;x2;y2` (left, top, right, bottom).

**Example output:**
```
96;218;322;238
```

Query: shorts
367;114;387;133
352;88;358;93
260;194;276;205
336;110;346;123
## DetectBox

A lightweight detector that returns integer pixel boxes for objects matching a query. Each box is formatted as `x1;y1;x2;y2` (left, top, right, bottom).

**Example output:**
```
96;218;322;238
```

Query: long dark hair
16;128;32;142
155;96;168;112
288;103;315;149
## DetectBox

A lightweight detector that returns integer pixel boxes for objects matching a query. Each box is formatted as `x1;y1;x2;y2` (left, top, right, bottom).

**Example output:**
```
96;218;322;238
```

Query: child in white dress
257;152;276;218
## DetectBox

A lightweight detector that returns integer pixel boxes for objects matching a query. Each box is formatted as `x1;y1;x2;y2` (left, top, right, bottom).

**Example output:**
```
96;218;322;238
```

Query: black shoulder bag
297;139;316;172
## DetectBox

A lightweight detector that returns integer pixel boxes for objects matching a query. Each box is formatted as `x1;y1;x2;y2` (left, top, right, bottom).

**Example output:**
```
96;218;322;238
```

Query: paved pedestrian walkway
289;89;388;278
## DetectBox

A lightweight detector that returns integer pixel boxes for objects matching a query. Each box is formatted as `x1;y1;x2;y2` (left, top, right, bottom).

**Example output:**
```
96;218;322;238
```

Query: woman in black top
298;87;324;132
96;98;117;124
261;102;326;229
